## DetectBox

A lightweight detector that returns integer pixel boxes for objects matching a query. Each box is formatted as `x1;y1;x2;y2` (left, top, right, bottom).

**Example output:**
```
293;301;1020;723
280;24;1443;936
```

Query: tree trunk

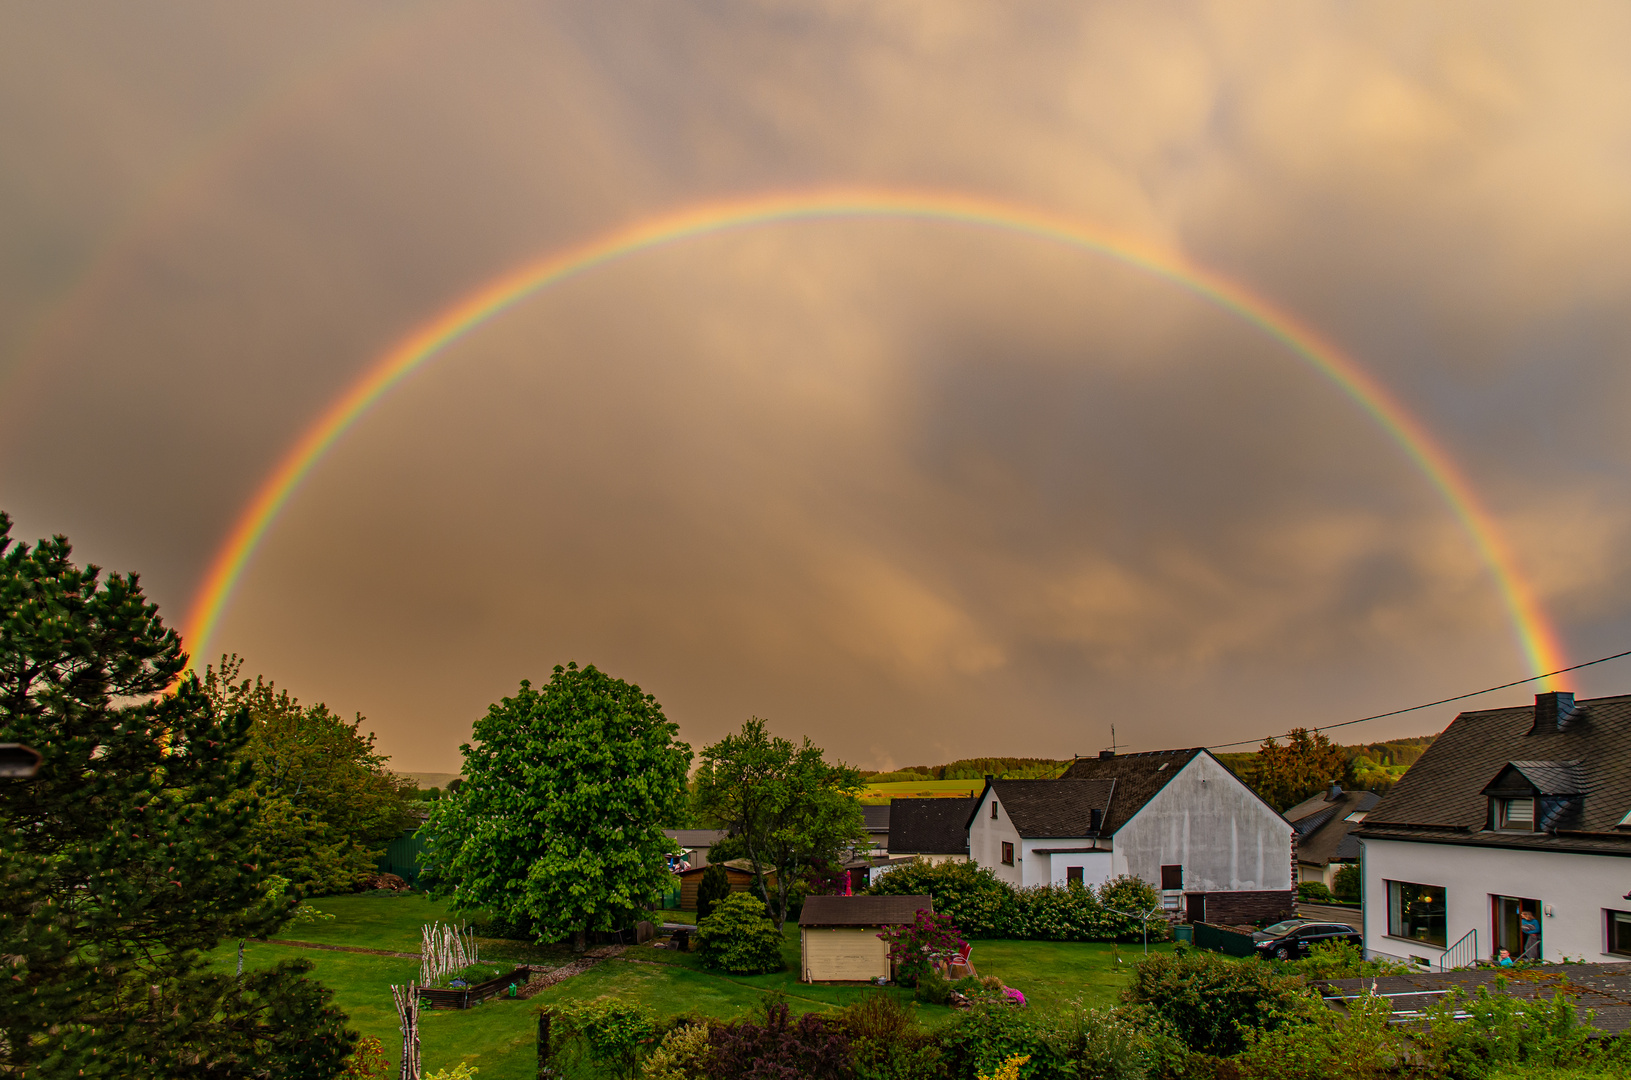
572;928;586;953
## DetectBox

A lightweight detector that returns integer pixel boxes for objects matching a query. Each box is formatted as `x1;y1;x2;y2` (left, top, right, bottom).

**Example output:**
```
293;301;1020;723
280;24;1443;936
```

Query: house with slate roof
1355;691;1631;966
887;797;976;863
968;748;1295;925
1284;785;1380;888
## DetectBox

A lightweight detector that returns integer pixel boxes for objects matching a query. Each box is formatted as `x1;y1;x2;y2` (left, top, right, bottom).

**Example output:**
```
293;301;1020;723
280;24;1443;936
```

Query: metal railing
1440;928;1478;971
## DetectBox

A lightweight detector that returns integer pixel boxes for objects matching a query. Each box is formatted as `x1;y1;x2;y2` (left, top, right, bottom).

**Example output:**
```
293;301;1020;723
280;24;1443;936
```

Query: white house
1356;691;1631;967
967;748;1295;925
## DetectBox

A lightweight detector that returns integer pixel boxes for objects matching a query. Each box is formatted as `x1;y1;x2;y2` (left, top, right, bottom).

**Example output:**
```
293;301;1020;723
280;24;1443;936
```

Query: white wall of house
968;790;1024;886
1361;837;1631;964
1022;845;1114;889
1111;753;1292;893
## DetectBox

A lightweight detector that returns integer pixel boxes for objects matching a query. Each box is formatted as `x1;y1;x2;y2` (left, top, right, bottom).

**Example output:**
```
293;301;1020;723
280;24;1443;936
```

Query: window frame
1608;910;1631;958
1000;841;1014;866
1385;879;1447;948
1494;797;1535;832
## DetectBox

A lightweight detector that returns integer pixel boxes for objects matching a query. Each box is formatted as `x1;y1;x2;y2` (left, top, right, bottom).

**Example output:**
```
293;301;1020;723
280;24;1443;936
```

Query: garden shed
798;894;932;983
676;859;776;910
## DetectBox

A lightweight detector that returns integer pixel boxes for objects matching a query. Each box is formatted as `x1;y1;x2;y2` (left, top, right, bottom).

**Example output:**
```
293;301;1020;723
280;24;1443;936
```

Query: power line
1193;646;1631;753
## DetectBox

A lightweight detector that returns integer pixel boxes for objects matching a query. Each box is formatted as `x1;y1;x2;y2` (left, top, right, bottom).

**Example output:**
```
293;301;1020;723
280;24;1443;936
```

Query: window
1386;880;1447;947
991;800;999;819
1495;798;1534;832
1160;864;1183;890
1609;911;1631;957
1001;841;1014;866
1344;812;1368;823
1066;866;1083;885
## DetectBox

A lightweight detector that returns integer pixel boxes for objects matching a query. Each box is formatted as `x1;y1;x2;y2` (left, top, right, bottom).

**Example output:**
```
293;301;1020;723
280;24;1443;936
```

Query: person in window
1519;909;1541;959
1496;948;1514;967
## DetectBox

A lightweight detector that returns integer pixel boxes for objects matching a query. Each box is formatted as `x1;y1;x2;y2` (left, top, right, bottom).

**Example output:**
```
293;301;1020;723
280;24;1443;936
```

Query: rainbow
183;187;1567;685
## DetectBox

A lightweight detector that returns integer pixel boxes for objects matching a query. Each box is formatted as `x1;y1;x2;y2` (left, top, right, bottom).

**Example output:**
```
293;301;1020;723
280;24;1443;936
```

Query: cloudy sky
4;2;1631;772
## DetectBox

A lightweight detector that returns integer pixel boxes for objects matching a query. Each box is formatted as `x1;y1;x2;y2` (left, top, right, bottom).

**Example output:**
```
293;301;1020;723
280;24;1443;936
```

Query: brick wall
1190;889;1294;926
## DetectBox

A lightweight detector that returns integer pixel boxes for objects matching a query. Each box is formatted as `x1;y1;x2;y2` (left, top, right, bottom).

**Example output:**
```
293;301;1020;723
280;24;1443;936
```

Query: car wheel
1275;945;1293;961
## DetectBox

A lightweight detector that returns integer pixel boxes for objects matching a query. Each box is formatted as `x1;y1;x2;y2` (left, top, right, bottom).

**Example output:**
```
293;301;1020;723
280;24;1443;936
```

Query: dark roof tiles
978;779;1115;838
799;894;932;927
1357;693;1631;853
888;798;975;854
1058;748;1205;834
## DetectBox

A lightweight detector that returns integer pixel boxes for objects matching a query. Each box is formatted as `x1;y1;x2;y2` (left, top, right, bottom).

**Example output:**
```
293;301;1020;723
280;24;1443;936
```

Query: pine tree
0;513;354;1077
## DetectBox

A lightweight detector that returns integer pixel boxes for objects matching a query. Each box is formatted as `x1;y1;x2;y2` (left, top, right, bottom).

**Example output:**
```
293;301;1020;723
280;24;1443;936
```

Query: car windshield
1262;920;1306;935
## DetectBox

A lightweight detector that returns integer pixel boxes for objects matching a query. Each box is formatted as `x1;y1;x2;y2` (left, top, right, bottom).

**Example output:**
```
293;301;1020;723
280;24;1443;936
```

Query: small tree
694;718;866;929
1332;863;1361;903
421;663;692;949
695;893;784;974
1247;728;1351;812
695;863;731;921
877;909;965;987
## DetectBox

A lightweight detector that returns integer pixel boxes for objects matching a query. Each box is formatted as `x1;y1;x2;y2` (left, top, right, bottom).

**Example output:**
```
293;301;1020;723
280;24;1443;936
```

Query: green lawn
219;894;1169;1079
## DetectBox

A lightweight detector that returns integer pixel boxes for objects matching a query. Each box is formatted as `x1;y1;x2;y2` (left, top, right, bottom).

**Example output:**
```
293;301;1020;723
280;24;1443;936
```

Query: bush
1296;881;1334;902
696;893;784;974
915;970;954;1005
547;998;659;1079
839;995;944;1080
640;1022;712;1080
1121;950;1319;1057
879;908;966;987
1234;992;1396;1080
868;860;1015;938
705;1002;849;1080
1332;863;1361;903
939;1000;1066;1079
868;862;1170;943
696;864;732;922
1285;940;1410;981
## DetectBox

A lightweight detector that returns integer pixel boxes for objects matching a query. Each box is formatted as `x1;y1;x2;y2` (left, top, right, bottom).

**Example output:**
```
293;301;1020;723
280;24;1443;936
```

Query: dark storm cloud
3;2;1631;771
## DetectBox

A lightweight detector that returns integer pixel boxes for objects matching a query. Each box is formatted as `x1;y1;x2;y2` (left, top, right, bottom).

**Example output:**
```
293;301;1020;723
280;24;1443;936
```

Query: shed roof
888;797;976;854
799;894;933;927
676;858;775;878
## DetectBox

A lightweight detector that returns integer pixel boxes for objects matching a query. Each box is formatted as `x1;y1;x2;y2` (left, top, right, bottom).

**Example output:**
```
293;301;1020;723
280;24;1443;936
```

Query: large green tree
421;663;691;949
1247;727;1354;812
0;513;354;1078
694;718;866;929
203;656;418;893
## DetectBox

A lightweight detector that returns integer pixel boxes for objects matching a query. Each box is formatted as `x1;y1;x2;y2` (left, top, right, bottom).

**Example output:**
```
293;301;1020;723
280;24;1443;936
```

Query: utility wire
1147;646;1631;755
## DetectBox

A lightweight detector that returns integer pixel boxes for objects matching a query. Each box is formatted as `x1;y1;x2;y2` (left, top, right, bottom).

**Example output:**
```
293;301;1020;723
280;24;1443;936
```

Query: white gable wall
967;788;1024;886
1112;753;1292;893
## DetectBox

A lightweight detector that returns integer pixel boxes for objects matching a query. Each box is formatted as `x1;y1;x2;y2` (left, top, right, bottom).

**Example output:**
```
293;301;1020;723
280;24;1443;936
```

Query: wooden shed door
802;928;888;982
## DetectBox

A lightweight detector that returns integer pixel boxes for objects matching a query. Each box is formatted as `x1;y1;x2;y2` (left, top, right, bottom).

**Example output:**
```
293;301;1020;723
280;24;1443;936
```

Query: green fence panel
376;827;426;886
1193;921;1258;958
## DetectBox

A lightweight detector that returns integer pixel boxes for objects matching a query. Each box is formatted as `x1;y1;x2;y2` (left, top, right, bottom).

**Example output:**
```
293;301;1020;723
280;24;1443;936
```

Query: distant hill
397;772;461;790
859;757;1069;783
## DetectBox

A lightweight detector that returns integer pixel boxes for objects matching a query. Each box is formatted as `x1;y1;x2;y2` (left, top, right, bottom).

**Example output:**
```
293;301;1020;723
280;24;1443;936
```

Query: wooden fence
417;966;533;1010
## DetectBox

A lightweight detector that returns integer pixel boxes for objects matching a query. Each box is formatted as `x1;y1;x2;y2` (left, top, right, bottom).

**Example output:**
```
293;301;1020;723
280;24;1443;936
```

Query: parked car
1252;919;1361;960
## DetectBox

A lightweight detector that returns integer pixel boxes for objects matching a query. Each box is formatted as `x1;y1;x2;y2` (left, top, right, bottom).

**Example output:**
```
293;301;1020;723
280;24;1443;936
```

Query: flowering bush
877;909;966;987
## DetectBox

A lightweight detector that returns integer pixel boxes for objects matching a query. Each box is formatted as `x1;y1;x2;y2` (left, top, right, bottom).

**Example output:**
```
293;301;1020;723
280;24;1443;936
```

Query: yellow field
861;778;984;803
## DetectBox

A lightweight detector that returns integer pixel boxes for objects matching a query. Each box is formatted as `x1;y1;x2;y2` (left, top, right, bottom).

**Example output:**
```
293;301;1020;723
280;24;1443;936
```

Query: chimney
1099;750;1115;760
1090;808;1103;833
984;773;993;785
1325;783;1342;801
1532;691;1577;734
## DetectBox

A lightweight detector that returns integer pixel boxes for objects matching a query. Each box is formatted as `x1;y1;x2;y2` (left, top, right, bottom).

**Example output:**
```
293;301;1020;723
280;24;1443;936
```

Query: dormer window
1495;797;1535;832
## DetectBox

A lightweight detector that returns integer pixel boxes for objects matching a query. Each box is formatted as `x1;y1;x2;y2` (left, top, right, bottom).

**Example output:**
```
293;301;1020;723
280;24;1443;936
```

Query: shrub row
866;860;1172;943
542;945;1631;1080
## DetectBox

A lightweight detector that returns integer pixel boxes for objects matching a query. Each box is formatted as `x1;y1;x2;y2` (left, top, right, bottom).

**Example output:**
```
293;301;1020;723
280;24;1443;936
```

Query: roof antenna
1111;725;1117;756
